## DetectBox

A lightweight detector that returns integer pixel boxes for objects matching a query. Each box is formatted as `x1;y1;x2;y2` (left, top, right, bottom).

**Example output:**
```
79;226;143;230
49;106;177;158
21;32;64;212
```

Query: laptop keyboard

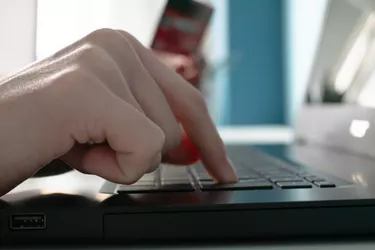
117;148;336;194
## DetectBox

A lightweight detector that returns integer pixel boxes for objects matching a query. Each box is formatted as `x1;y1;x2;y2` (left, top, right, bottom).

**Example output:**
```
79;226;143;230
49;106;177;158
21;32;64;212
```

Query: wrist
0;78;69;195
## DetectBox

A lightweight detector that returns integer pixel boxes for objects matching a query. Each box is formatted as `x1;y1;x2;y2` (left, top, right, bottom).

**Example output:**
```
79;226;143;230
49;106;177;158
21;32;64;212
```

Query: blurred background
0;0;368;127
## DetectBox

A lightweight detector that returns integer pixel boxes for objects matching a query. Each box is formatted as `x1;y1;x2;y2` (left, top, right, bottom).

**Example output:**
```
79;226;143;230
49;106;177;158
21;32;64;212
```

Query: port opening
10;214;46;230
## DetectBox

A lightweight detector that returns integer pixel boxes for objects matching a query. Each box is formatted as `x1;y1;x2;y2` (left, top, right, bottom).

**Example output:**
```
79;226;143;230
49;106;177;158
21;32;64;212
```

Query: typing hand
0;29;237;196
152;50;206;89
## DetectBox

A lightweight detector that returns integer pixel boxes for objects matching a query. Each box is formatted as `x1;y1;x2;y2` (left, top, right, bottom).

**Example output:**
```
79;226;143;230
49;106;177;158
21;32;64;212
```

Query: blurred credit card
151;0;213;56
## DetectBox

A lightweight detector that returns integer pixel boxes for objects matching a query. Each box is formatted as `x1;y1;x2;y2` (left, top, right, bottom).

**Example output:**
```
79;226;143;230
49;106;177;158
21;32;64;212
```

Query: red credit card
151;0;213;56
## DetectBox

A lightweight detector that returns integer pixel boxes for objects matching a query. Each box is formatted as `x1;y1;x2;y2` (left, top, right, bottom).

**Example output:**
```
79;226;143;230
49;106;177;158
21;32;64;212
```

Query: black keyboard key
236;169;258;175
161;179;192;185
118;185;158;193
270;176;304;182
239;174;262;180
162;177;191;182
193;165;207;174
160;184;195;192
264;174;297;179
314;181;336;188
137;173;157;182
197;176;213;181
262;171;293;177
201;181;273;191
277;181;312;189
261;169;292;175
199;180;216;185
305;176;326;182
135;180;156;185
296;170;312;176
161;165;190;178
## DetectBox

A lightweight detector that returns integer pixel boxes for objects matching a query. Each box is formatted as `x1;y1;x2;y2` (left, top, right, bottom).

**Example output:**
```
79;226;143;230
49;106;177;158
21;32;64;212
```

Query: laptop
2;0;375;245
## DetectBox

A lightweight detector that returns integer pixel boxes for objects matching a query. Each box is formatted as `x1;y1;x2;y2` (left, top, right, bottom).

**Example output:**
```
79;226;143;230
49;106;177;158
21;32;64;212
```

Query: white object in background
36;0;213;59
286;0;328;122
0;0;37;76
36;0;169;59
218;126;293;145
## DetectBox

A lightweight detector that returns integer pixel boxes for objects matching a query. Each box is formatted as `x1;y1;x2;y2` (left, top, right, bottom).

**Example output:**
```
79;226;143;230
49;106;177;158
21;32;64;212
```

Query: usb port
10;214;46;230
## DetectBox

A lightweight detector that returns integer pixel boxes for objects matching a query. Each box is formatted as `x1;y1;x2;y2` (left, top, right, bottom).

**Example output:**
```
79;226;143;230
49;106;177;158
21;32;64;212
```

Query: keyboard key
241;178;268;182
135;180;156;185
314;181;336;188
160;184;195;192
200;181;273;191
199;180;216;185
162;177;192;182
270;176;304;182
197;176;213;181
262;171;293;177
161;179;192;185
260;170;290;175
305;176;326;182
295;170;312;176
264;174;297;179
118;185;158;193
193;165;207;174
161;165;190;178
239;174;262;180
236;169;258;175
276;181;312;189
138;173;156;182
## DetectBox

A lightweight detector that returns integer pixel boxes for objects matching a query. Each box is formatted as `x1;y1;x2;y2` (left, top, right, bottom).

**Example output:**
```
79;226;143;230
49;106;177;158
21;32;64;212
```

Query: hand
153;51;206;88
0;29;236;196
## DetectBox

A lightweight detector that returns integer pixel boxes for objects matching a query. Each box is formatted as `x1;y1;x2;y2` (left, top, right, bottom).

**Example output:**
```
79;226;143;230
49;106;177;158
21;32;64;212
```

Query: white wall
36;0;167;58
0;0;214;72
0;0;37;76
286;0;328;122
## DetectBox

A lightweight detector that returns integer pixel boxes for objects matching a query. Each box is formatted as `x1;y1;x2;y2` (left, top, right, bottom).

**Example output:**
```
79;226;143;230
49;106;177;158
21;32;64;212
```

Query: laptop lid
294;0;375;159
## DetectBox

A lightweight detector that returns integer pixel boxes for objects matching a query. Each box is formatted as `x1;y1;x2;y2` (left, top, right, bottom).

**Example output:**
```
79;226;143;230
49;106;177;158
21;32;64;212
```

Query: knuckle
76;44;107;65
57;67;91;89
85;28;131;51
54;67;86;87
86;28;118;42
52;66;104;109
117;29;131;38
117;30;136;45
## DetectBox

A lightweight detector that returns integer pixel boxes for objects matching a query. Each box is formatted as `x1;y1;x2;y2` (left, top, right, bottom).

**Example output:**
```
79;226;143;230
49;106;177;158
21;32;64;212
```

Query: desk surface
3;126;375;249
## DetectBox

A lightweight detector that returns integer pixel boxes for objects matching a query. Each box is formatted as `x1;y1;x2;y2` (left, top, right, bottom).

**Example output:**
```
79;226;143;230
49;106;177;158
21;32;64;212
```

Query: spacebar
201;182;273;191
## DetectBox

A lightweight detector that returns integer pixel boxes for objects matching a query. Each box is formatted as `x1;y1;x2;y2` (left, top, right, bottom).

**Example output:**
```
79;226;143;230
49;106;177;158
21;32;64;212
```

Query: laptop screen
306;0;375;109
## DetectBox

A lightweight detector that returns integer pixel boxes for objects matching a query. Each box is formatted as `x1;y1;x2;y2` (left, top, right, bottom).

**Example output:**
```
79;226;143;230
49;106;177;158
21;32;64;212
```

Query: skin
0;29;237;197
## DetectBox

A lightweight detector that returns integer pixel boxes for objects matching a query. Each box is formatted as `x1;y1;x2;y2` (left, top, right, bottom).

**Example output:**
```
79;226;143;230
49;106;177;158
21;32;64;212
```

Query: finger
95;96;165;183
162;132;200;165
117;30;237;183
75;44;144;113
86;29;181;154
81;144;162;182
65;75;165;184
60;143;91;173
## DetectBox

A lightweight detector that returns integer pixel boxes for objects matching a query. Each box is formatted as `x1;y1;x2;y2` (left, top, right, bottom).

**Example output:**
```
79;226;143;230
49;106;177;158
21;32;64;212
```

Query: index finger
117;30;237;183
